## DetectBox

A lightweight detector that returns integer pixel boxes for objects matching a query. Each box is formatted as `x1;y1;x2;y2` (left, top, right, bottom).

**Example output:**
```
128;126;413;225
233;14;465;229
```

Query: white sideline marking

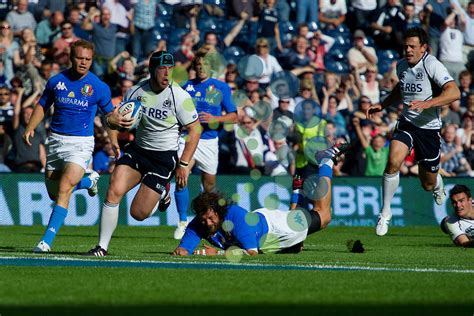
0;256;473;274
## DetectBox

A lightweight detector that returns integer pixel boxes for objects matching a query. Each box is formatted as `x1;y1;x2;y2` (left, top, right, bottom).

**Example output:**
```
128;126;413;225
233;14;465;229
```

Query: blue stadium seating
223;46;246;65
198;17;223;34
168;28;190;46
279;21;297;35
325;61;349;74
203;0;226;9
157;3;173;19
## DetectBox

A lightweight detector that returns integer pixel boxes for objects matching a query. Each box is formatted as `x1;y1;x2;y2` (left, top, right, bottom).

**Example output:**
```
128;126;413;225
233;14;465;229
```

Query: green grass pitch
0;225;473;316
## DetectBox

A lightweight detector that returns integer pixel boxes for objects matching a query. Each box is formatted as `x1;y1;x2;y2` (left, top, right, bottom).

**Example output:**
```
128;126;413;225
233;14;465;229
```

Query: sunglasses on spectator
257;45;268;48
1;25;10;29
241;120;253;125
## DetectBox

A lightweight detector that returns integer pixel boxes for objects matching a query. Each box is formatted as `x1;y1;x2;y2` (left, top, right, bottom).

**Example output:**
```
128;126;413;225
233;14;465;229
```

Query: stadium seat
198;17;223;34
279;21;297;35
308;21;319;32
326;48;346;62
325;61;349;74
332;35;352;50
203;0;226;9
223;46;246;65
168;28;190;46
377;49;400;62
157;3;173;18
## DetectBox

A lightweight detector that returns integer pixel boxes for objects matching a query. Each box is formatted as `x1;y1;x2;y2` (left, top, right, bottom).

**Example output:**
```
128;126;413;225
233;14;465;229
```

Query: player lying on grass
171;143;350;256
440;184;474;248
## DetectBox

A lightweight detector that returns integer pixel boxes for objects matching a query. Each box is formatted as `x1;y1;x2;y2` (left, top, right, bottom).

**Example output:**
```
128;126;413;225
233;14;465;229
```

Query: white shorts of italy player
45;133;94;171
254;208;308;253
177;136;219;175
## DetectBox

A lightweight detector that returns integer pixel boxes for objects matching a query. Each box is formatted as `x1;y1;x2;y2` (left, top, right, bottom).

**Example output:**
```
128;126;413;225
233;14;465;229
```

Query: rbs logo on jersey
400;82;422;93
141;106;168;120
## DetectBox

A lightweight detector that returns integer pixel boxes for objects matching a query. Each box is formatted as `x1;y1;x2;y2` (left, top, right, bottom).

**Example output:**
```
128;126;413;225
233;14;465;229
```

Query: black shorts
116;142;178;193
392;117;441;173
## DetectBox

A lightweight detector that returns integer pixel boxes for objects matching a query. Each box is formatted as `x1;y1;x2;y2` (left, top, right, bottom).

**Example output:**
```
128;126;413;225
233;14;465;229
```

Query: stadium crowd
0;0;473;178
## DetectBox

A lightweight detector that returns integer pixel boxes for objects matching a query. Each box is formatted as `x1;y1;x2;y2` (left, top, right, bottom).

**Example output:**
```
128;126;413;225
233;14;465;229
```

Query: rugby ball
118;99;142;130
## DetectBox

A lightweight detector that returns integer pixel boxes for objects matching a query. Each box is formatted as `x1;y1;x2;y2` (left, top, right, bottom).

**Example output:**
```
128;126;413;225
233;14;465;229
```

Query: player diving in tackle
171;143;350;256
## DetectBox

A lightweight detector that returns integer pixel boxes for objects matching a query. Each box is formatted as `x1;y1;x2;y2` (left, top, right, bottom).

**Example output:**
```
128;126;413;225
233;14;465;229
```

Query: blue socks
42;205;68;246
74;177;92;192
319;164;333;179
174;187;190;222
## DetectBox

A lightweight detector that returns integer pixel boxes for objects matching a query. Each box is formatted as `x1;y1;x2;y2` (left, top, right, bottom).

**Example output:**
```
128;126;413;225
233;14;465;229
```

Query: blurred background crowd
0;0;473;178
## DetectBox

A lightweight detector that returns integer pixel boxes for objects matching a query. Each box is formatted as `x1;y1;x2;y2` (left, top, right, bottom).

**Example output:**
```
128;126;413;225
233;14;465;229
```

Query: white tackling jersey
397;52;454;129
445;215;474;242
125;80;198;151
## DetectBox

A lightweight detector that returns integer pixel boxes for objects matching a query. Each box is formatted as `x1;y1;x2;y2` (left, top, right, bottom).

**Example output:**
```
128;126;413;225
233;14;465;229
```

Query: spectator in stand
0;21;19;85
131;0;157;62
257;0;283;53
52;21;79;67
440;123;473;176
459;70;472;109
347;0;377;33
451;0;474;71
13;28;44;96
82;7;117;78
459;112;474;166
0;85;13;134
35;10;64;49
6;0;36;37
423;0;451;58
0;123;11;172
109;51;138;83
103;0;133;55
294;78;320;105
319;0;347;30
439;7;466;86
11;86;45;172
322;93;348;138
93;138;116;174
287;35;314;76
370;0;406;55
254;37;283;88
353;116;389;176
442;100;462;126
348;29;378;75
355;64;380;104
34;0;67;20
231;113;276;175
68;5;90;41
307;30;335;73
111;78;134;148
319;71;340;99
297;0;318;25
174;32;200;70
403;1;422;30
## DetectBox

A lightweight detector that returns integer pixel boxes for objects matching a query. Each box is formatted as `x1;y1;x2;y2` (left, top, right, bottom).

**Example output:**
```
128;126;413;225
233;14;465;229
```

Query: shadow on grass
1;304;471;316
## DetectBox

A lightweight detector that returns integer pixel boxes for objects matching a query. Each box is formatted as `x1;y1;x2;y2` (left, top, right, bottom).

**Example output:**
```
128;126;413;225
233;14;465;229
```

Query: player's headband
150;51;175;67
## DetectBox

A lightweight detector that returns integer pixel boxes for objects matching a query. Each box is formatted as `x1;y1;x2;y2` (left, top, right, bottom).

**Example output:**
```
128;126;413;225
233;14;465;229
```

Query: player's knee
421;180;435;191
130;209;148;221
319;211;331;229
106;187;123;204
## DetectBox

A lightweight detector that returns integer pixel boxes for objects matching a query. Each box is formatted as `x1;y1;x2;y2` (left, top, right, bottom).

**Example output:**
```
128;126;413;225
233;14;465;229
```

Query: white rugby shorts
254;208;308;253
45;133;94;171
178;136;219;175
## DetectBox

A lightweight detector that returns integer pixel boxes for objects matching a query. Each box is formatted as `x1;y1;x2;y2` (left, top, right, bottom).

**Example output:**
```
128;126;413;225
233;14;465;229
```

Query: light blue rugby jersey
179;205;269;255
39;70;114;136
182;78;236;139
